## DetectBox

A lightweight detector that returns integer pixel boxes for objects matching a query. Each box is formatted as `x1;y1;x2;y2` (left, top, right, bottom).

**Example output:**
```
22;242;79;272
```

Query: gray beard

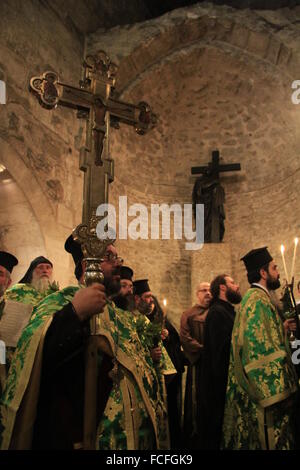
31;277;51;293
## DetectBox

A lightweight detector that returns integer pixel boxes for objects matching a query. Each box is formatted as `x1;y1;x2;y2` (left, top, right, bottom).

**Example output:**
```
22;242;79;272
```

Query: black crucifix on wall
191;150;241;243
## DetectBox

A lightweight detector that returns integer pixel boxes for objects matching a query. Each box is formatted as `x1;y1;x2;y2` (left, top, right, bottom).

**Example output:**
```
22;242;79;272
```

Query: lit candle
280;245;289;283
290;237;299;281
163;298;167;308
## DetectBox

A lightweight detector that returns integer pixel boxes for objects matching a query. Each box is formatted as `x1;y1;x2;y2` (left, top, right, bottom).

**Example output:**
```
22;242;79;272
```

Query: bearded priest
222;247;298;450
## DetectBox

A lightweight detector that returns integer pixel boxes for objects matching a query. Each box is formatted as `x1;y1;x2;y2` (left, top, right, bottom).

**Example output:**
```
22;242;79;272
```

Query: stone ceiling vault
87;4;300;199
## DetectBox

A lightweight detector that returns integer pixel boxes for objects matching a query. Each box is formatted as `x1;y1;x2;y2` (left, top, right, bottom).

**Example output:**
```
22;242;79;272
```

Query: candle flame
163;299;167;307
295;237;299;245
280;245;285;253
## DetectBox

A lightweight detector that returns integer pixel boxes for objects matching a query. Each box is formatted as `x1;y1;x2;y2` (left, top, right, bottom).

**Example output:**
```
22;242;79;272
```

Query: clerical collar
251;282;270;297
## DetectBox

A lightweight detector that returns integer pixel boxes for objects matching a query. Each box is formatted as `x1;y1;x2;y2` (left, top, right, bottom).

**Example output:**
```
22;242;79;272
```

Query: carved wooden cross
191;150;241;179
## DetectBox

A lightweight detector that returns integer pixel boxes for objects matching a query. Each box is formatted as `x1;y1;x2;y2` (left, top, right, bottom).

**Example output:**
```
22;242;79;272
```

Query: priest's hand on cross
72;284;106;322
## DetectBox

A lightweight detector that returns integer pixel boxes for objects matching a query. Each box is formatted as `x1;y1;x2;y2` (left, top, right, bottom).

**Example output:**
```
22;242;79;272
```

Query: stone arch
85;3;300;323
0;166;46;284
106;6;298;95
109;38;298;194
0;139;59;256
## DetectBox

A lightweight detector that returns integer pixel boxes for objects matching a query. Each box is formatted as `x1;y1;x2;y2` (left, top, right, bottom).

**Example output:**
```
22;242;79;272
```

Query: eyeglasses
102;253;124;264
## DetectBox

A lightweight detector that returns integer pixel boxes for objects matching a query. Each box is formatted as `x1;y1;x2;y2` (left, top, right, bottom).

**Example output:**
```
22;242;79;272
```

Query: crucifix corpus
29;51;157;449
191;150;241;243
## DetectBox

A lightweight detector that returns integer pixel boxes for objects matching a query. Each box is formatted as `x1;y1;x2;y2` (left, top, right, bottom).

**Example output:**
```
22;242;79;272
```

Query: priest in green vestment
6;256;58;307
222;247;299;450
0;236;170;450
3;256;58;377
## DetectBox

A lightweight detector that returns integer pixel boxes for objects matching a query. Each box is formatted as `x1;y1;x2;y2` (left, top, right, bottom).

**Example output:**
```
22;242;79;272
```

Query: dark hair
75;261;83;281
298;280;300;291
210;274;228;300
151;295;165;323
247;262;270;284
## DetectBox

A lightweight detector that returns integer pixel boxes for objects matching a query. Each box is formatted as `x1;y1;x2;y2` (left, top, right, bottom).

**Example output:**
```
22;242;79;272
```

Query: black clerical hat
120;266;133;281
241;247;273;273
64;234;84;280
64;235;84;266
0;251;18;273
19;256;53;283
133;279;151;296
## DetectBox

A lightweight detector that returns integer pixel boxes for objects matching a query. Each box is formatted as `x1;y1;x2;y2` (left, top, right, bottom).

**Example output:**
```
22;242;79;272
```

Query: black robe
162;318;185;449
198;298;236;450
146;310;185;449
30;303;113;449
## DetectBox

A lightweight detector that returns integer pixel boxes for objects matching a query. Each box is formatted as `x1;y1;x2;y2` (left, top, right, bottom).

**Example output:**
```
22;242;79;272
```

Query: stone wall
0;0;85;287
0;168;45;284
1;2;300;326
191;244;232;304
108;179;193;330
87;2;300;325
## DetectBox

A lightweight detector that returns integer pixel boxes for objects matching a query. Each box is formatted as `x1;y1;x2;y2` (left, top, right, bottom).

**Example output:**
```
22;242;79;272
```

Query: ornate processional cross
29;51;156;450
30;51;156;259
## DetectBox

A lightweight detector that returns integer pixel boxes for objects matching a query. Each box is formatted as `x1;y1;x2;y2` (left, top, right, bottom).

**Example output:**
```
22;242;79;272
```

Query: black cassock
30;304;113;449
198;299;236;450
147;309;185;449
163;318;185;449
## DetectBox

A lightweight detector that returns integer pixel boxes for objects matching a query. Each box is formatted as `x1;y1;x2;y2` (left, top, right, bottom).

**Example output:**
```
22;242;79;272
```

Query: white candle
290;237;299;281
280;245;289;283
